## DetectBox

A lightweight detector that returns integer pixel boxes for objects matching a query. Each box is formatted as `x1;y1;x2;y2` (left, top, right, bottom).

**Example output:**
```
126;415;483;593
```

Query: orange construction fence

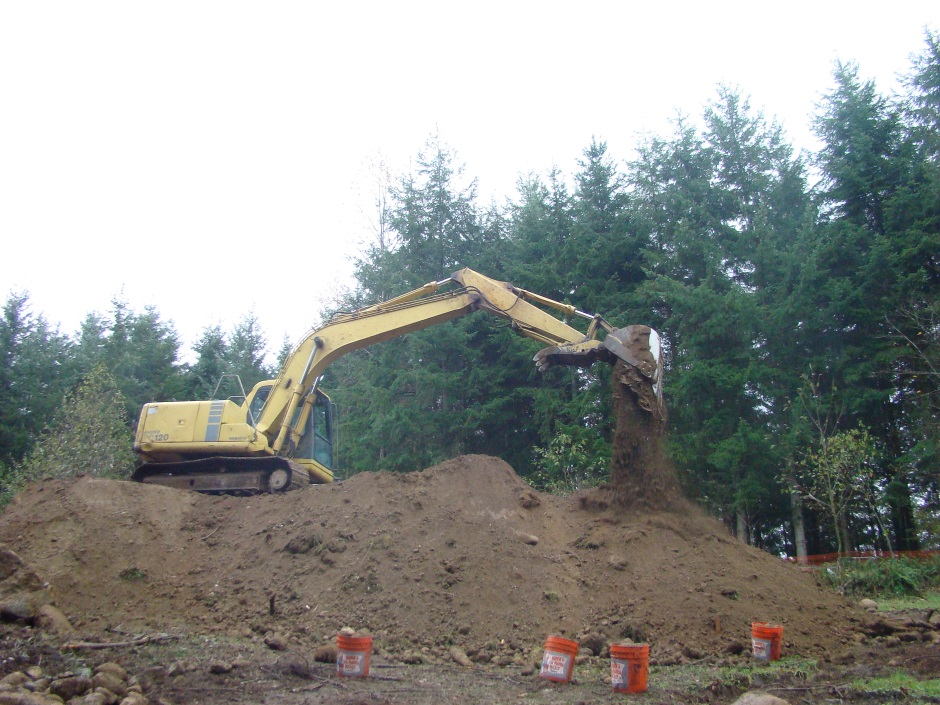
787;549;940;566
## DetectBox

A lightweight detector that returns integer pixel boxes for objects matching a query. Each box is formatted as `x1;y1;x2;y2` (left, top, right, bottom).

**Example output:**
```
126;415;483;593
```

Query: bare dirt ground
2;455;937;704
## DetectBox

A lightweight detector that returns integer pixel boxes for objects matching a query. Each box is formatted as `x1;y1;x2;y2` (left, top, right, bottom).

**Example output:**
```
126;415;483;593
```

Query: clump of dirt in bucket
584;359;683;512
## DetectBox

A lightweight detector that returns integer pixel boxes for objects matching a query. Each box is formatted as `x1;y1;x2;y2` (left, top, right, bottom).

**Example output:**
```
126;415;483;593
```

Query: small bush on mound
823;555;940;597
0;366;136;509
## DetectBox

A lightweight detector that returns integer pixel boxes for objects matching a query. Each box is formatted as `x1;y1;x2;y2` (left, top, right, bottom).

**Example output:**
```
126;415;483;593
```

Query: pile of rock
855;609;940;647
0;662;148;705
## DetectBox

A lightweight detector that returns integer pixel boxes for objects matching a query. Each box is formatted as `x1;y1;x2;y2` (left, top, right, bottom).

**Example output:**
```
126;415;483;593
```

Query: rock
864;618;900;636
858;598;878;611
0;675;28;688
49;675;93;701
517;533;539;546
94;664;129;682
448;646;472;667
401;651;424;665
0;546;54;621
276;654;311;678
78;689;116;705
607;556;629;571
166;660;195;678
35;604;76;635
731;692;792;705
263;632;288;651
118;694;150;705
92;672;126;697
135;667;167;691
313;643;337;663
0;692;59;705
580;633;606;658
208;661;233;675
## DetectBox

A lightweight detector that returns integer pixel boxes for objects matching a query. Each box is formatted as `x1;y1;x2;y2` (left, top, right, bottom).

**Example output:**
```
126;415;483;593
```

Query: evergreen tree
73;298;183;415
629;89;811;551
0;293;76;465
806;58;937;550
387;134;483;285
188;325;228;398
223;313;272;397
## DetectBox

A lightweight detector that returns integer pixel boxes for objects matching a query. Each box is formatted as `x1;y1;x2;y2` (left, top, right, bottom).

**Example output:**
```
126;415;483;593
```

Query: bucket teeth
532;340;606;372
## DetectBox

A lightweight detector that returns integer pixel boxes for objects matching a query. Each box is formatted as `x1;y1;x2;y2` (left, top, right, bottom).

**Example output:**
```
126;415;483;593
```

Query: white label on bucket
611;659;626;686
338;651;365;675
540;651;570;678
752;637;772;661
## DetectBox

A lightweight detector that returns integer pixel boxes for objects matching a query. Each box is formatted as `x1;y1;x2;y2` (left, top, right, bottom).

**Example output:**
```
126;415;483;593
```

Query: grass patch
119;566;147;581
876;589;940;612
654;657;819;698
850;672;940;700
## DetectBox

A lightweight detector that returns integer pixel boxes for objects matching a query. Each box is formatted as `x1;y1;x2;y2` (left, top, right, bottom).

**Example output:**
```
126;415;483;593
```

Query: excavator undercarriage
131;456;312;494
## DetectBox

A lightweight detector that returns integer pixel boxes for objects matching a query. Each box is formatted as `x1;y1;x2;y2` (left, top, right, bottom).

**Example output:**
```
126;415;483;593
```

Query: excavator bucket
534;325;664;415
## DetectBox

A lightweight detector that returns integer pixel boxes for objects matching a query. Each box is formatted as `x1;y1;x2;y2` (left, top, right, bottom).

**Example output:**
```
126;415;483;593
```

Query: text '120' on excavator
132;268;664;494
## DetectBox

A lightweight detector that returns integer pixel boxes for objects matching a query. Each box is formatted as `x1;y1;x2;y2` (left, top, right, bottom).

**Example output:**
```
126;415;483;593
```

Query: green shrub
823;555;940;597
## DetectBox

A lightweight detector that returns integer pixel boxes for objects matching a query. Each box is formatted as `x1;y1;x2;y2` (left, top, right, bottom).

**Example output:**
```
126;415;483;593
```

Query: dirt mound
0;455;861;665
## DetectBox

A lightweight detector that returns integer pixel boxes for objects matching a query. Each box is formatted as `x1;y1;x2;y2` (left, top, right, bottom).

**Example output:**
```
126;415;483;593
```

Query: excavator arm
257;268;662;455
133;268;663;493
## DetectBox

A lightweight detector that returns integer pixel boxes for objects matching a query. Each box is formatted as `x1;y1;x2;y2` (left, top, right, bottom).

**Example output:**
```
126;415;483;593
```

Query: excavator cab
246;380;336;479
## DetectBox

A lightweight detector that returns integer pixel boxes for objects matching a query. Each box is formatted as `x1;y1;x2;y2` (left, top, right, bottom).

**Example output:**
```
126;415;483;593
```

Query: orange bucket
610;643;649;693
751;622;783;661
539;635;579;683
336;633;373;677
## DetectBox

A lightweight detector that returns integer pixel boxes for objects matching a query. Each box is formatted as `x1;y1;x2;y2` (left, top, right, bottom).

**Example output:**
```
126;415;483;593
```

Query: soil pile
0;455;861;665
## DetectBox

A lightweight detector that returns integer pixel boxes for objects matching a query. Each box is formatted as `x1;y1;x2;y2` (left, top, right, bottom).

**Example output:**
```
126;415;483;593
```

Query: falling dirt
604;359;682;512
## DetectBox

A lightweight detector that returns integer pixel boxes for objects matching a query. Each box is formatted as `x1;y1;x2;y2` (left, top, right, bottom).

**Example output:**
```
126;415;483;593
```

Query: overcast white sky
1;2;937;362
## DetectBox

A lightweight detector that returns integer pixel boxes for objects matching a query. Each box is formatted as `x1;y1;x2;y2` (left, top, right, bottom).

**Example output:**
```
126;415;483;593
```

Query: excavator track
131;456;312;495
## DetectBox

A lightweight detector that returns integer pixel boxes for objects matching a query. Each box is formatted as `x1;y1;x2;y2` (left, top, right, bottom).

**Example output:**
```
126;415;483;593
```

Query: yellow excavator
132;268;663;493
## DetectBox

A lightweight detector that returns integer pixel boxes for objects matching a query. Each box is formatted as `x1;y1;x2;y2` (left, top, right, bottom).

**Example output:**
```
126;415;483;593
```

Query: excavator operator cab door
247;383;272;427
292;390;335;472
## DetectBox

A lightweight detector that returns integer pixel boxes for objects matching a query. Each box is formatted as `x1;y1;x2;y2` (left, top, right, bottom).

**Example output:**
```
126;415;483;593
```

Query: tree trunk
887;476;920;551
837;514;851;557
736;509;750;546
788;477;809;563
